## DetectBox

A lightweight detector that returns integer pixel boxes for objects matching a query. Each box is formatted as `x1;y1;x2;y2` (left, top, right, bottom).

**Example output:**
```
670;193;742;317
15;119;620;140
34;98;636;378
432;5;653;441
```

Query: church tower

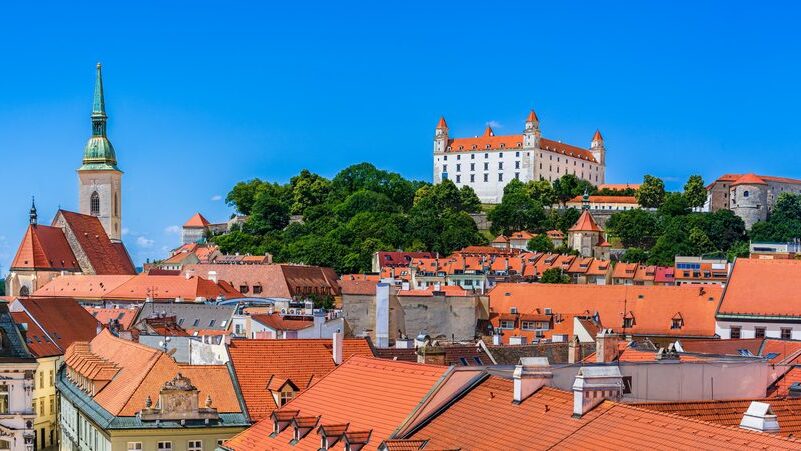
77;63;123;242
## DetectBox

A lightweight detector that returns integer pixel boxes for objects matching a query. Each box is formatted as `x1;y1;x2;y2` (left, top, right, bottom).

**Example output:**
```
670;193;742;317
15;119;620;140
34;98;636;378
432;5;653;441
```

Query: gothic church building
433;111;607;203
6;64;136;297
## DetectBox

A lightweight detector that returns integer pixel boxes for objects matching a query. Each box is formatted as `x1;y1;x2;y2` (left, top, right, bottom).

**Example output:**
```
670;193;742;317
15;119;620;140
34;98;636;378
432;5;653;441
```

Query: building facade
707;173;801;229
433;111;606;203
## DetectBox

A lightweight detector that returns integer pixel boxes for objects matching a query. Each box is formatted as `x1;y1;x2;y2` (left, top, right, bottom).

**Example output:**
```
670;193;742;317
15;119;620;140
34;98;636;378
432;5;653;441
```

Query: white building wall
715;320;801;340
77;170;122;242
59;395;112;451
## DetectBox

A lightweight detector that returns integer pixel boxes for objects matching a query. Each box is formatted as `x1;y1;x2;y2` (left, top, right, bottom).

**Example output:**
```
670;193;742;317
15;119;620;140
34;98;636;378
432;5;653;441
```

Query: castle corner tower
77;63;123;242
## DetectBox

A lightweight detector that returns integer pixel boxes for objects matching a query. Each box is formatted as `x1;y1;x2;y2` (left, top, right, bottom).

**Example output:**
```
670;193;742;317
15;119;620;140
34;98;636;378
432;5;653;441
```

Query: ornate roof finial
29;196;37;226
93;62;106;117
205;394;213;408
582;188;590;211
145;395;152;408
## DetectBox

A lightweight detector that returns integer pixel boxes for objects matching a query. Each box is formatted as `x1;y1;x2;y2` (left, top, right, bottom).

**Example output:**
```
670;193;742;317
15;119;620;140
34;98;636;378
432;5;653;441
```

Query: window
178;318;185;326
187;441;202;451
127;443;142;451
90;191;100;216
744;190;749;198
456;164;461;172
470;174;475;183
671;319;683;329
755;327;766;339
192;319;200;327
443;155;447;161
456;154;460;160
484;153;489;158
471;154;475;159
515;151;520;157
253;285;263;294
622;376;633;394
217;441;226;447
521;321;536;330
730;326;741;339
459;357;469;366
239;285;249;293
484;174;488;182
484;162;489;170
443;164;447;172
280;390;295;406
515;161;520;169
49;395;55;414
470;163;475;171
19;286;29;297
39;398;44;416
39;371;43;389
49;370;54;387
782;328;793;340
515;172;520;180
473;356;483;365
456;175;461;183
157;442;172;451
498;162;503;170
209;320;216;327
498;173;503;182
114;193;119;216
499;320;514;329
623;317;634;328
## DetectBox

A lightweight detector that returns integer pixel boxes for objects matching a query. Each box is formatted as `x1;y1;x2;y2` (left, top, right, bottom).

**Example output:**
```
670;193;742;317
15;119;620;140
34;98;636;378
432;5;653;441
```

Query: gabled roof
9;297;99;358
567;195;638;204
184;212;211;228
103;273;242;301
64;329;242;417
223;356;448;451
182;264;340;299
227;338;374;421
56;210;136;275
10;224;79;271
134;303;235;332
33;275;135;299
85;306;138;330
569;210;603;233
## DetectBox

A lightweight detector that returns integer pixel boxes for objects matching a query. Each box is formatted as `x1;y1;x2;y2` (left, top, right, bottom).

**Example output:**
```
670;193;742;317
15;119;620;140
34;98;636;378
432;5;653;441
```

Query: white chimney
740;401;781;433
332;331;344;365
509;336;527;346
375;283;390;348
492;332;502;346
572;366;624;418
595;329;621;363
207;271;218;284
395;338;413;349
513;357;552;403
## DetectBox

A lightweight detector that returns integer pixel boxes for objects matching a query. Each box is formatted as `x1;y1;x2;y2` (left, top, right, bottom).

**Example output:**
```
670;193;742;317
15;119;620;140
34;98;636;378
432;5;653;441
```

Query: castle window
457;155;460;160
486;145;491;150
456;175;461;183
744;191;749;198
470;174;475;183
484;163;489;170
498;162;503;170
443;155;447;161
19;286;29;297
90;191;100;216
500;144;505;149
471;154;475;159
484;174;489;182
470;163;475;171
498;173;503;182
515;161;520;169
499;153;503;158
516;151;520;157
515;173;520;180
485;153;489;159
472;145;478;150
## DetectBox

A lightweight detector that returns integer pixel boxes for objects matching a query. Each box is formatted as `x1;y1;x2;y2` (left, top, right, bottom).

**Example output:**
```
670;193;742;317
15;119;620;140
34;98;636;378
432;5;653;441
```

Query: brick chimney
416;344;446;366
513;357;552;403
739;401;780;433
572;366;624;418
595;329;621;363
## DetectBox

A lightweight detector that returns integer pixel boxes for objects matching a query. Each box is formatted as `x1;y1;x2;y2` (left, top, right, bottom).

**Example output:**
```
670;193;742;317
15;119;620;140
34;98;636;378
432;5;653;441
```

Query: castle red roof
527;110;538;122
436;116;447;129
569;210;603;232
731;173;768;186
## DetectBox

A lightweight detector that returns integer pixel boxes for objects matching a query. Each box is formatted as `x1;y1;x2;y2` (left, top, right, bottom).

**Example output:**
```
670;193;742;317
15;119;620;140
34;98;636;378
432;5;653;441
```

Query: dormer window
486;144;491;149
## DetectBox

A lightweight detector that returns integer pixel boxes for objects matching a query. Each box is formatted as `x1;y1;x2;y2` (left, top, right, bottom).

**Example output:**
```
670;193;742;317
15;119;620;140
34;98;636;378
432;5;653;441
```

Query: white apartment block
433;111;606;203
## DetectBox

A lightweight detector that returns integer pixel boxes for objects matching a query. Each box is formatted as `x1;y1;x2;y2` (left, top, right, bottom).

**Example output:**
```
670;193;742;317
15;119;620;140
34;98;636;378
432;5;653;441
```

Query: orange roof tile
183;212;211;228
11;298;99;357
489;284;722;337
103;273;242;301
711;173;801;188
224;356;448;451
597;183;641;191
769;366;801;397
436;116;447;129
227;338;374;421
33;274;134;299
568;210;604;232
10;224;79;271
568;195;638;204
527;109;538;122
57;210;136;275
731;173;768;186
592;129;603;142
719;259;801;318
183;264;340;299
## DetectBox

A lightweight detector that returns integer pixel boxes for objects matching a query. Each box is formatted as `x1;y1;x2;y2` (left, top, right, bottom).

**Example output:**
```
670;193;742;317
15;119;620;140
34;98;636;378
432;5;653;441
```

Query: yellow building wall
33;355;60;449
108;427;245;451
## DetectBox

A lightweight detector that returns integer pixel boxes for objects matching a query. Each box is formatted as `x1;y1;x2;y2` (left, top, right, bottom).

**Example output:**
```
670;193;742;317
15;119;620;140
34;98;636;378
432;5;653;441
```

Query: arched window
114;193;119;216
90;191;100;216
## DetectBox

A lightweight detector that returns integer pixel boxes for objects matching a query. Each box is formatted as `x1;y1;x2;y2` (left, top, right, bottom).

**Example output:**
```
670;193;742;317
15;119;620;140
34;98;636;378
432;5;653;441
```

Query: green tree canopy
488;191;546;235
539;268;570;284
527;234;555;252
683;175;707;209
636;175;666;208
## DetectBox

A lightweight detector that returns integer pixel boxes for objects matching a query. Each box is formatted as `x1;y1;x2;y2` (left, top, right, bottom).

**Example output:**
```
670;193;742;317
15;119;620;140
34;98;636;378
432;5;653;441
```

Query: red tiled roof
224;356;448;451
183;264;340;298
11;311;60;357
719;259;801;318
251;314;314;331
731;173;768;186
710;173;801;188
57;210;136;275
10;225;79;271
11;298;99;357
33;275;134;299
339;279;378;295
568;195;638;204
489;284;722;337
103;273;242;301
184;212;211;228
445;132;597;162
592;129;603;142
436;116;447;129
597;183;641;191
410;379;801;450
568;210;603;232
398;285;470;297
527;110;538;122
769;366;801;396
227;338;374;421
65;329;242;416
376;252;435;268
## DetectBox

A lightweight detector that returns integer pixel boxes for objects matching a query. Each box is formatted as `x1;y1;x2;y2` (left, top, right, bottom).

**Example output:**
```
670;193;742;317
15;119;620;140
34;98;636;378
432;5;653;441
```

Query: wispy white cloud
164;225;181;235
136;236;155;248
210;194;223;201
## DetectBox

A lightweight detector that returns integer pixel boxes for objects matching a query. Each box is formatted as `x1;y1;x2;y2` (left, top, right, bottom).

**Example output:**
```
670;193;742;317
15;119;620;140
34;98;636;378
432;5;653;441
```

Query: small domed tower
523;110;541;148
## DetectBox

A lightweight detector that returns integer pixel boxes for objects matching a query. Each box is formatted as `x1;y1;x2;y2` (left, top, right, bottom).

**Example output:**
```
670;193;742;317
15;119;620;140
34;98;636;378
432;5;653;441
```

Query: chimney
332;331;343;365
509;336;527;346
375;283;390;348
185;269;194;280
492;332;502;346
416;343;446;366
595;329;621;363
513;357;552;403
572;366;624;418
739;401;780;433
395;338;413;349
207;271;218;284
568;335;583;364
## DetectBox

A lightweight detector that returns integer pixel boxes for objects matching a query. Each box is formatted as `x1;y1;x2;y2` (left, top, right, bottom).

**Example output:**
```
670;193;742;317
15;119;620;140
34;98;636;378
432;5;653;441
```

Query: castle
6;64;136;296
433;111;606;203
707;173;801;229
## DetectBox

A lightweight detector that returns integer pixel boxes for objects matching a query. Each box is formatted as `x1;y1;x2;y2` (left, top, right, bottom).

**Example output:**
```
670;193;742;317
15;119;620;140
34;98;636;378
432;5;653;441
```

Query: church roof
56;210;136;275
10;224;80;271
569;210;604;233
184;213;211;228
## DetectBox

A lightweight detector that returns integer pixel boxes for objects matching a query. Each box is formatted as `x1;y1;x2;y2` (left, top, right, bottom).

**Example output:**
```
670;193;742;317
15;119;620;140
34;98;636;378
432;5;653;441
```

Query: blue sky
1;1;801;270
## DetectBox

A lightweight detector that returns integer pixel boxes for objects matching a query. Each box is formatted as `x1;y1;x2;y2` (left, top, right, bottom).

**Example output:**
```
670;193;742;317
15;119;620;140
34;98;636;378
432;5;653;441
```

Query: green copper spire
80;62;119;171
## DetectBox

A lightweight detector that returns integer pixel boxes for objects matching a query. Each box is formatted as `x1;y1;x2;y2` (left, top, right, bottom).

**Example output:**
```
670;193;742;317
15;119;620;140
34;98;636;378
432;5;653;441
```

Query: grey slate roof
134;303;236;332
